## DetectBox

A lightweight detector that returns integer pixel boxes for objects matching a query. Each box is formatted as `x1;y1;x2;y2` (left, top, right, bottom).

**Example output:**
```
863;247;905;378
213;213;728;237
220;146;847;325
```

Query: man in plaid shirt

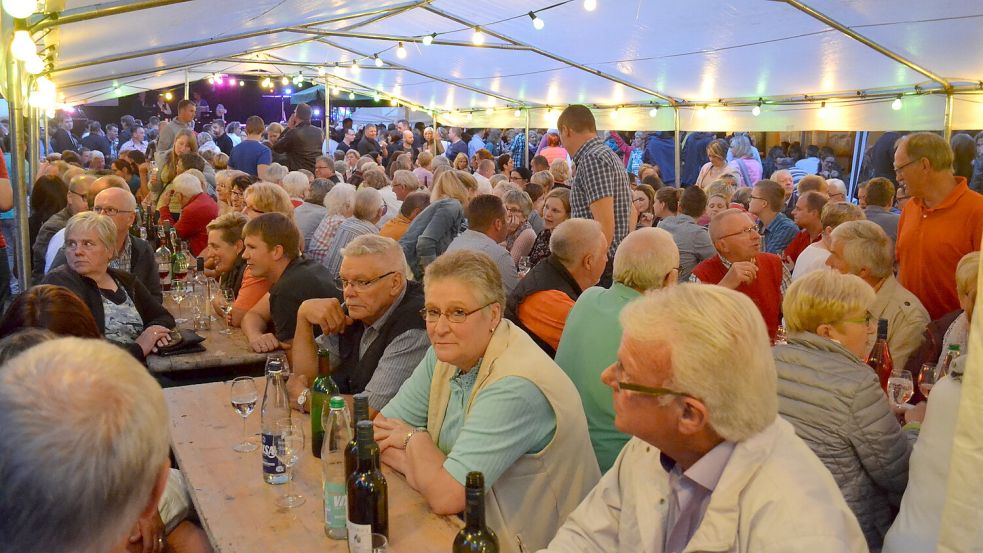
510;129;527;169
559;105;634;286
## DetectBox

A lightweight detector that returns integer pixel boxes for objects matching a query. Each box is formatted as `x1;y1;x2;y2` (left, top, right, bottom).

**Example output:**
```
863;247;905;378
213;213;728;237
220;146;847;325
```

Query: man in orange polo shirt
504;218;608;356
895;132;983;320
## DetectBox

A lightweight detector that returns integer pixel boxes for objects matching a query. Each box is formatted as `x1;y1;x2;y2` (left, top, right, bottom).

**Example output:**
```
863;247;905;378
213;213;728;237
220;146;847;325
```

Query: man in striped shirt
559;105;634;287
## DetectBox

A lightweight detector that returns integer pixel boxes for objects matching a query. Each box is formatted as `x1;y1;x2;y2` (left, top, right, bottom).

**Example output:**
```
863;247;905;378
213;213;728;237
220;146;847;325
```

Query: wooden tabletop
165;379;462;553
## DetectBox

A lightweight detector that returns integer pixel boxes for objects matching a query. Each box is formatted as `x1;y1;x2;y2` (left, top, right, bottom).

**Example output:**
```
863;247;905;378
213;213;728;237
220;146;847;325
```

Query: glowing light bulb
164;91;173;101
11;30;36;61
514;109;522;118
281;76;289;85
349;92;356;100
373;93;381;102
892;97;902;111
818;102;829;117
649;107;659;118
583;0;597;11
113;86;123;97
284;88;293;95
611;107;620;119
390;98;398;106
228;78;237;86
2;0;37;19
332;88;340;96
529;12;545;30
350;62;360;75
374;54;384;68
24;54;44;75
313;109;321;116
261;77;271;88
422;33;436;46
471;27;485;46
207;75;215;84
467;112;473;121
396;42;407;59
752;104;761;117
239;80;245;87
485;107;494;115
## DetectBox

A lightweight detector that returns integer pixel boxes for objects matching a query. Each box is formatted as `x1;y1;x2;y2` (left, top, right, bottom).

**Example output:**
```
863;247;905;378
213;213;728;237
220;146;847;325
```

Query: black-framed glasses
337;271;396;291
840;310;875;327
420;301;495;324
717;226;758;240
893;158;920;175
68;189;86;200
93;206;134;216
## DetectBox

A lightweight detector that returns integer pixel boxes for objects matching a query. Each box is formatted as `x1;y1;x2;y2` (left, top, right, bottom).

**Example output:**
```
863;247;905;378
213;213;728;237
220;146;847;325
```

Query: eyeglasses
420;301;495;324
337;271;395;291
68;189;86;200
631;197;647;203
840;310;875;327
750;195;767;202
893;158;920;175
245;204;266;215
611;361;694;400
231;190;244;198
65;239;102;251
509;176;526;182
315;165;331;170
93;206;133;216
717;226;758;240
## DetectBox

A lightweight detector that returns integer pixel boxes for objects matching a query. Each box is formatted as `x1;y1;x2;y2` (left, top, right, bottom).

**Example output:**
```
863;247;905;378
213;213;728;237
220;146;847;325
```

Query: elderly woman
773;269;912;550
42;212;175;360
308;183;357;265
502;189;537;265
728;135;763;187
528;187;570;268
631;184;656;228
158;173;219;256
373;250;599;552
214;169;242;216
694;138;737;190
282;171;309;208
421;126;445;157
243;181;294;221
883;251;977;552
549;158;570;189
265;162;288;186
401;170;476;280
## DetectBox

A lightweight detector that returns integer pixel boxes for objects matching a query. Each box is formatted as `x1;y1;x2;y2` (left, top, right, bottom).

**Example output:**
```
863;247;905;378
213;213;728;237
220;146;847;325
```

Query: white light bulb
467;113;473;121
390;98;398;106
818;102;829;117
396;42;407;59
649;107;659;118
374;55;384;68
350;63;360;75
10;30;36;61
373;93;381;102
472;27;485;46
891;97;902;111
239;80;245;87
281;76;289;85
486;107;494;115
752;105;761;117
583;0;597;11
228;78;237;86
611;108;620;119
164;91;173;101
207;76;215;84
514;109;522;118
529;12;545;30
2;0;37;19
24;53;44;74
349;92;356;100
332;88;340;96
422;33;435;46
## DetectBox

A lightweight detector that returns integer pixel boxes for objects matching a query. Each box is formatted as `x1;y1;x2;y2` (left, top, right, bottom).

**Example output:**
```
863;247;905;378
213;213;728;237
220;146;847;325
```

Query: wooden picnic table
165;379;462;553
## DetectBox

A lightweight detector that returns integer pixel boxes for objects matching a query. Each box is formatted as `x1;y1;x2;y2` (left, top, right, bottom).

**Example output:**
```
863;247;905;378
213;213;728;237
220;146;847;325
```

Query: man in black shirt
356;124;387;159
271;103;324;173
80;121;112;159
211;120;235;156
240;213;342;352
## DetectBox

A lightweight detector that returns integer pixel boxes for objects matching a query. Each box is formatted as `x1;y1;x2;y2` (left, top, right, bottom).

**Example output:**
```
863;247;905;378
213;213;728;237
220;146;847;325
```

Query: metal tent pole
184;69;190;100
323;77;331;151
3;18;31;287
27;107;40;186
524;110;531;169
673;107;682;187
30;0;193;31
943;94;954;142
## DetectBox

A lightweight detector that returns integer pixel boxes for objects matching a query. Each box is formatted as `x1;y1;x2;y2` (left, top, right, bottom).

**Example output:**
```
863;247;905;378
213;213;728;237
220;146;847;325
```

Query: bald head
550;218;608;289
95;187;137;211
613;227;680;291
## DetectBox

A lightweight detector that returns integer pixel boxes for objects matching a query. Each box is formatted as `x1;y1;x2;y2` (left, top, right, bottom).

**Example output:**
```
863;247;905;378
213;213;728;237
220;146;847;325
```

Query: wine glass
171;280;187;325
229;377;258;452
918;363;938;397
275;418;305;508
887;369;915;409
218;288;235;335
517;256;531;277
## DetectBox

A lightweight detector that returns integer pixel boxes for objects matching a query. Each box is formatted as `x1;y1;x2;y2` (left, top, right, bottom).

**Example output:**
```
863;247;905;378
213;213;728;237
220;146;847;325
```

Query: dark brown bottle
347;420;388;551
452;471;499;552
345;393;378;476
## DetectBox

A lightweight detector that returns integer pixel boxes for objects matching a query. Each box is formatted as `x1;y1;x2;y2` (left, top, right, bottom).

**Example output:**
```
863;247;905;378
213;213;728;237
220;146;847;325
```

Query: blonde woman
421;126;445;157
694;138;738;190
155;128;198;208
453;152;470;171
528;187;570;267
773;269;912;550
399;170;475;279
243;181;294;221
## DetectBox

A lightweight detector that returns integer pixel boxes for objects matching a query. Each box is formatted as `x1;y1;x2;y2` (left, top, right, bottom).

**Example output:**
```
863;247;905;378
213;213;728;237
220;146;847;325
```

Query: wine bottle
347;420;388;552
345;393;379;476
311;372;340;458
154;225;172;292
866;319;893;392
452;471;499;553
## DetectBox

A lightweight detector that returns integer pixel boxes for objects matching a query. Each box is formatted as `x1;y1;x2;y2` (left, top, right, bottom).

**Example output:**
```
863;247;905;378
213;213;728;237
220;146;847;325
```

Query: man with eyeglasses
827;220;929;370
691;209;789;341
895;132;983;320
288;235;428;416
32;174;96;284
541;284;867;553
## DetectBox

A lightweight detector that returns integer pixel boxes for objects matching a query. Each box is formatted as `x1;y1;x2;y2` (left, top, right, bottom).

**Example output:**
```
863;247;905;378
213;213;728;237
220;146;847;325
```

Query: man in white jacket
539;284;868;553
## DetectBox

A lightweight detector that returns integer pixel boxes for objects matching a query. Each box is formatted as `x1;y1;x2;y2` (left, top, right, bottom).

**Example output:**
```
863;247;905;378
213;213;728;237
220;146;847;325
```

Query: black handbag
155;329;206;356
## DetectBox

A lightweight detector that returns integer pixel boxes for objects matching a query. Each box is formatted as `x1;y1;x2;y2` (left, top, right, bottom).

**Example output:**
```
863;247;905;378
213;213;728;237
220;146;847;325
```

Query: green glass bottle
452;472;499;553
311;370;340;458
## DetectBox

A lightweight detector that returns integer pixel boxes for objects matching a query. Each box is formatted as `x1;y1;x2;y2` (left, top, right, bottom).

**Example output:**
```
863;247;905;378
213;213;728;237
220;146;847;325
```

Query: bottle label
347;522;372;553
262;433;287;479
324;482;347;529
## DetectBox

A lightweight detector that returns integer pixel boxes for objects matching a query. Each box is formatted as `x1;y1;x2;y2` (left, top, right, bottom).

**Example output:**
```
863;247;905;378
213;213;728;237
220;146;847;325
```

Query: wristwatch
297;389;309;411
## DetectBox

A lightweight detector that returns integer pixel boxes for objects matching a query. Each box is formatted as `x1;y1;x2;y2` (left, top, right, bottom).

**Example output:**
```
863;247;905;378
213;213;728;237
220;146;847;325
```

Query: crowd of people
0;97;982;553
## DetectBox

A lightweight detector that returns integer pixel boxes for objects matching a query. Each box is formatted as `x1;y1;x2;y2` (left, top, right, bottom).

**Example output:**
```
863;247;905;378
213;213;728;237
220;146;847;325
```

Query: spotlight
228;78;237;86
529;12;545;30
422;33;436;46
396;42;407;59
284;88;293;95
472;27;485;46
313;108;321;116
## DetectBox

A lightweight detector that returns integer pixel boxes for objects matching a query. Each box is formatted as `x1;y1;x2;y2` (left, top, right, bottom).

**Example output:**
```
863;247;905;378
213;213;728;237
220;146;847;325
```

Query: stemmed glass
171;280;188;325
887;369;915;409
918;363;938;398
229;377;258;452
217;288;235;335
275;418;305;508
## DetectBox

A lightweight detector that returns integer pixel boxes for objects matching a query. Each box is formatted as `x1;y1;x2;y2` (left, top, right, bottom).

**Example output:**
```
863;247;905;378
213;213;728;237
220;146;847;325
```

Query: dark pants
598;255;614;288
0;246;10;311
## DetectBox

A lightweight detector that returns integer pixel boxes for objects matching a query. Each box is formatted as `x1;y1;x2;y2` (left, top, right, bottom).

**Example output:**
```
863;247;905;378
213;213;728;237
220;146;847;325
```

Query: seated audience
42;212;175;361
321;188;386;277
503;189;537;265
691;209;789;341
373;250;599;550
240;213;342;353
827;220;929;369
205;212;248;312
294;178;332;251
542;284;866;552
554;227;679;473
826;178;848;202
505;219;608;356
0;284;101;338
289;235;429;413
791;201;865;281
32;174;94;284
282;170;310;209
28;174;68;249
863;177;900;244
158;173;219;255
549;158;570;188
309;183;357;265
528;187;570;268
447;194;519;295
413;151;434;189
632;183;657;228
657;185;714;281
774;270;913;549
401;170;476;280
653;187;680;226
784;190;828;264
380;191;430;242
797;173;829;196
750;179;799;255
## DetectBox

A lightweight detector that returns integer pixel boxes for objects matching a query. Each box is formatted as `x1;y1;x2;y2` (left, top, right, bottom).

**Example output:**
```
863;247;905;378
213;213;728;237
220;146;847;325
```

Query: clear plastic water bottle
261;365;290;484
322;396;352;539
191;257;211;330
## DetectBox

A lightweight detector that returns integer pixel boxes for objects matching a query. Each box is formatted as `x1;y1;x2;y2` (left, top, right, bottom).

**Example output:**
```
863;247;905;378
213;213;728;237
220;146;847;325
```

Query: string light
583;0;597;11
239;80;245;87
485;107;494;115
164;91;173;101
261;77;272;88
349;92;356;100
471;27;485;46
752;102;762;117
2;0;37;19
396;42;407;59
390;98;399;106
422;33;436;46
350;62;361;75
611;107;620;119
281;76;289;85
374;54;384;67
24;54;44;75
649;106;659;118
228;78;237;86
891;96;903;111
332;88;341;96
207;75;215;84
818;101;829;117
10;30;36;61
529;12;545;30
514;109;522;118
373;92;381;102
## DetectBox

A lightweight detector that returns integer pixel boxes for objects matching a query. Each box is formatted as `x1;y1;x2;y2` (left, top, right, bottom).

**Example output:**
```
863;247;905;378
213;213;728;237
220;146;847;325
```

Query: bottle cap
355;420;374;455
949;344;961;351
329;396;345;409
465;471;484;489
353;393;369;420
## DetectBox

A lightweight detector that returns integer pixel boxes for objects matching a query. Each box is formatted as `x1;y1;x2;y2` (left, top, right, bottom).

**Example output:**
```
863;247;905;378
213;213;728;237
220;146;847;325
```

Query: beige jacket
427;321;600;553
868;275;930;369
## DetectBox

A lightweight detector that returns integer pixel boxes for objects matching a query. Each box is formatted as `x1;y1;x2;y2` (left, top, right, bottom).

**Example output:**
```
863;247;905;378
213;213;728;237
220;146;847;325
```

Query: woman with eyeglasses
772;269;912;551
43;212;175;361
373;250;599;552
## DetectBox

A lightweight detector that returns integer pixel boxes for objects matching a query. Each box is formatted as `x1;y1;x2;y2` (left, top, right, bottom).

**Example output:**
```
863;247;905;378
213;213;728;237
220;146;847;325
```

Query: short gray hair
324;183;356;216
342;234;407;273
830;220;893;279
266;162;288;184
282;171;310;198
620;284;777;441
352;187;383;221
613;227;679;291
392;170;421;192
171;172;203;198
550;218;604;267
0;338;169;553
65;211;117;252
503;189;533;217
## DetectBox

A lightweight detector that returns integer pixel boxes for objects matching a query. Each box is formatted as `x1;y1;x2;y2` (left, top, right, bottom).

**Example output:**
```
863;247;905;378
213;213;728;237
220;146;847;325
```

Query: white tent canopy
21;0;983;131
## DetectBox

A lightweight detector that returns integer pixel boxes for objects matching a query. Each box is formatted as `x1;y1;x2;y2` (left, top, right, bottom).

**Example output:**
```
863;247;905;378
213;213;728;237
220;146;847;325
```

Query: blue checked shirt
510;132;527;169
759;212;799;255
570;137;633;257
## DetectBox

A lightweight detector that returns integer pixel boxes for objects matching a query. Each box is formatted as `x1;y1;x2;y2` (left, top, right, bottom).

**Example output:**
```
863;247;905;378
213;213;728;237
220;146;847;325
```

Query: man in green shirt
554;227;680;472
